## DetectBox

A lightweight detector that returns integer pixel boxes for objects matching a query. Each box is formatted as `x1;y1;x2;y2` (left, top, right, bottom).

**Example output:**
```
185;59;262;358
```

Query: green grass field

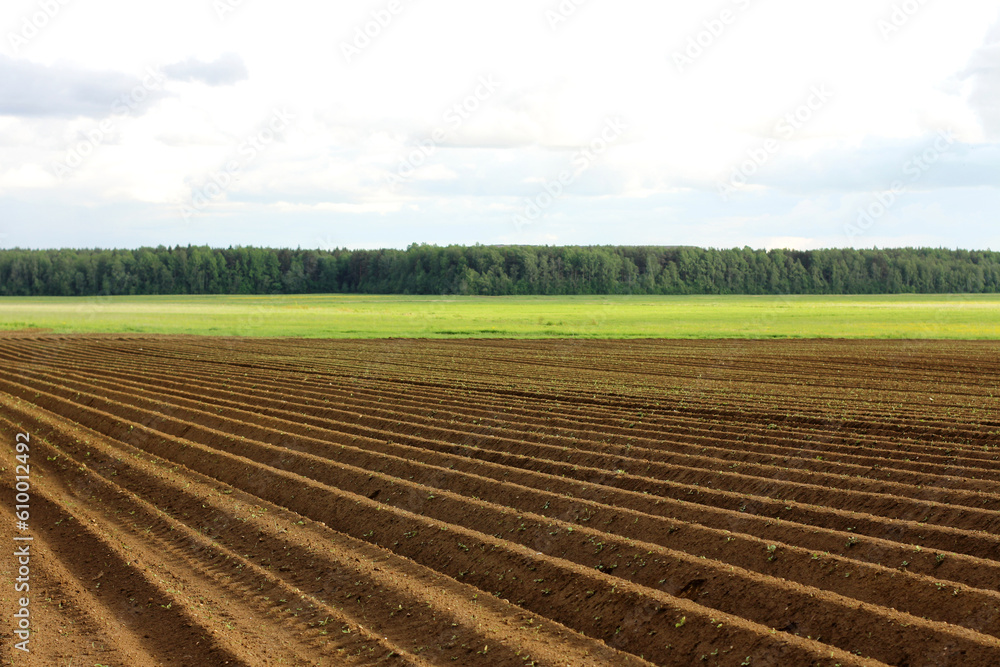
0;293;998;338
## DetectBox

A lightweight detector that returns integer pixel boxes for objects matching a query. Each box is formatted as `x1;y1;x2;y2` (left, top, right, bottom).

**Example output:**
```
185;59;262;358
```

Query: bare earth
1;335;999;666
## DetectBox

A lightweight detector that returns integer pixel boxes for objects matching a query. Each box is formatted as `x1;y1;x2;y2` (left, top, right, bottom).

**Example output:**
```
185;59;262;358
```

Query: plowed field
1;335;999;666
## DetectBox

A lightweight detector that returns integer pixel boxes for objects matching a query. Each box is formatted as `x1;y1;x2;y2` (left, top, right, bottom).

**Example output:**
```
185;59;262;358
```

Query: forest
0;245;997;296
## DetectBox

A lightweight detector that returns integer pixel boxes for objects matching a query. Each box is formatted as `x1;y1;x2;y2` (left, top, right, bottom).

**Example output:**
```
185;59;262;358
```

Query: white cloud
0;55;165;118
0;163;55;189
960;38;1000;140
0;0;998;249
162;53;248;86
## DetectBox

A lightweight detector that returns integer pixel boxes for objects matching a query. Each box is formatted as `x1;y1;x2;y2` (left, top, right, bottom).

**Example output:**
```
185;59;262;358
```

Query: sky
1;0;999;251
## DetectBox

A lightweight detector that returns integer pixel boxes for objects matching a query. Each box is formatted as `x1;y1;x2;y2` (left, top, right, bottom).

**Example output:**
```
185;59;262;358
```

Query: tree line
0;245;997;296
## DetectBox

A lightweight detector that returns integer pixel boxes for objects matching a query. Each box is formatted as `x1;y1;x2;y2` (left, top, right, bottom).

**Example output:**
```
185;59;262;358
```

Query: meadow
0;293;998;338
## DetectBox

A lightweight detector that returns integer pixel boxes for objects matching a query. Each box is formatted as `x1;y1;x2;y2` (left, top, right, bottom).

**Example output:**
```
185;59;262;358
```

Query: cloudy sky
1;0;999;250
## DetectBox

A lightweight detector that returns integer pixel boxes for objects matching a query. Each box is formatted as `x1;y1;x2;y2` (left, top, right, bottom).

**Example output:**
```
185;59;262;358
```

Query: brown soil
1;336;999;665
